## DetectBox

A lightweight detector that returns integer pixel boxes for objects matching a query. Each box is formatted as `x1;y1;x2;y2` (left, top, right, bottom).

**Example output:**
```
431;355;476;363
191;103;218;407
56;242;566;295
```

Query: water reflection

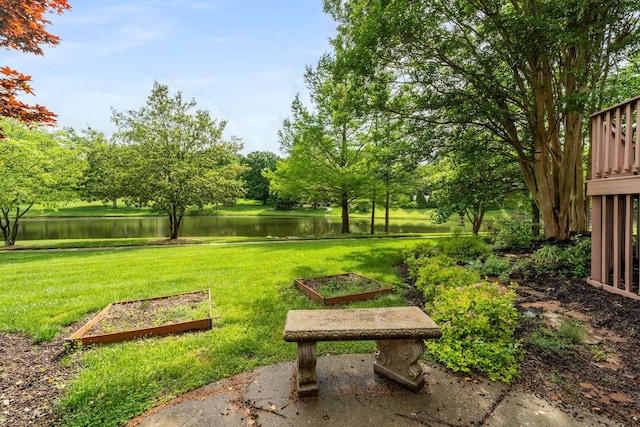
18;216;450;240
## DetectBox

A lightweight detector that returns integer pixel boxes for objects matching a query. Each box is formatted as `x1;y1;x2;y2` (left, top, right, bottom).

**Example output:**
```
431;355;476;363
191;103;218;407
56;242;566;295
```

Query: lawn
26;198;514;223
0;238;428;427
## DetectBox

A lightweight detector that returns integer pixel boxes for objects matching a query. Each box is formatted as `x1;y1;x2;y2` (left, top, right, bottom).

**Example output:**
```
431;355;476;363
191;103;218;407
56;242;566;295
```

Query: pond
17;216;452;240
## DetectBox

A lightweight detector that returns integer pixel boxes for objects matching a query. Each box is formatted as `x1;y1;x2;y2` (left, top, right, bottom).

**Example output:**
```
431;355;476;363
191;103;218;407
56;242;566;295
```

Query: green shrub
515;236;591;279
403;242;440;279
439;237;491;263
530;245;564;274
405;243;521;382
559;236;591;278
493;212;533;249
466;255;511;280
427;282;520;382
414;255;480;304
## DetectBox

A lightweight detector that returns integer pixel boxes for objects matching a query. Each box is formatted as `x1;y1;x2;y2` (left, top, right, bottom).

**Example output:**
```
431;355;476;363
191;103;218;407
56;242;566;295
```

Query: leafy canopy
325;0;640;239
0;118;84;245
111;82;247;239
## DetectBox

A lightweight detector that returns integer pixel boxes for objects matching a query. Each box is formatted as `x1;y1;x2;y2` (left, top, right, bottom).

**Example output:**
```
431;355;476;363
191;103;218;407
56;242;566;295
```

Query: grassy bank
26;198;513;222
0;238;429;426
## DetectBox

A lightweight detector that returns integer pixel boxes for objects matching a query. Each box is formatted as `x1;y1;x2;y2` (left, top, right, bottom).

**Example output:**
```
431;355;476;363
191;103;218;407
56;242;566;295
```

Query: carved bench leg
296;341;318;397
374;339;425;391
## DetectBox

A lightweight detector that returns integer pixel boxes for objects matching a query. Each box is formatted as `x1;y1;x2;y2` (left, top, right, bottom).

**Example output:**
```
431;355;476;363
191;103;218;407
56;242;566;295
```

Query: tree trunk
531;198;540;238
1;205;31;246
514;85;586;240
370;190;376;235
340;193;350;234
1;210;9;246
384;190;390;233
112;199;118;209
1;225;9;247
168;205;183;240
471;211;484;235
525;117;585;241
9;219;19;246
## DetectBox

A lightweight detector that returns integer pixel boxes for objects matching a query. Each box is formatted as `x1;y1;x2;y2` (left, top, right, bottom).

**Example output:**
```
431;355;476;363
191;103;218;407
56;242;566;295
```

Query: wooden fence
587;95;640;300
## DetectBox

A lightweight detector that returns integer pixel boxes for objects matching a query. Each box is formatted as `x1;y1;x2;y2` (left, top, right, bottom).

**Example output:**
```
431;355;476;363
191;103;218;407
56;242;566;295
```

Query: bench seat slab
283;307;442;342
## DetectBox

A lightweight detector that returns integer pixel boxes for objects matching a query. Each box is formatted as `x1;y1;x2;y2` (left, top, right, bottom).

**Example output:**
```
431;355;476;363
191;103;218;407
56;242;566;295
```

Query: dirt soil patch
81;290;210;337
0;330;77;427
300;273;389;298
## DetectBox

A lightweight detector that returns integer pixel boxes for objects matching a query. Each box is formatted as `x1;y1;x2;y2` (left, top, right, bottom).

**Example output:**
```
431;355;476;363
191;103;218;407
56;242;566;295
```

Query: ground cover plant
0;238;422;427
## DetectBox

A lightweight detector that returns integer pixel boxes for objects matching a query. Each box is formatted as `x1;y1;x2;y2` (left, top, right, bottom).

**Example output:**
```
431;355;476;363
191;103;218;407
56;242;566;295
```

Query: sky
5;0;337;154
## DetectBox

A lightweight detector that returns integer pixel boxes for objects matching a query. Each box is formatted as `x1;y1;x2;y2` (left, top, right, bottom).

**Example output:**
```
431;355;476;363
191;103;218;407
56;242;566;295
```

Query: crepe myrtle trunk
340;192;350;234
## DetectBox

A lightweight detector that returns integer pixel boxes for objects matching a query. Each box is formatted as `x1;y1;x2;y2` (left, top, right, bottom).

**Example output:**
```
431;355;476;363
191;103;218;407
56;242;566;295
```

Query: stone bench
283;306;442;397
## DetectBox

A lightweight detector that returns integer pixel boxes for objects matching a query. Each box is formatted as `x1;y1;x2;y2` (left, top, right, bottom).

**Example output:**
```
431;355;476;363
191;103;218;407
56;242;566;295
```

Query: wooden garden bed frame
67;290;213;346
294;273;394;305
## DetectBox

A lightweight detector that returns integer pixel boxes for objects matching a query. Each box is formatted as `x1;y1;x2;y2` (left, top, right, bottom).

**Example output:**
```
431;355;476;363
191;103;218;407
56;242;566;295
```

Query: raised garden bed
67;290;212;346
294;273;394;305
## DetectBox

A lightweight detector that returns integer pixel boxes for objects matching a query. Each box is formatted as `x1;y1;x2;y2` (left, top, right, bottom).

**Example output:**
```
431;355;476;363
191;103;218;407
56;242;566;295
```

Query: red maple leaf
0;0;71;137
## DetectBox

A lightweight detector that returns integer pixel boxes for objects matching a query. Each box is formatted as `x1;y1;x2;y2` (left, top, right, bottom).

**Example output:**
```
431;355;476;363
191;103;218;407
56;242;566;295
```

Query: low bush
414;256;480;304
427;282;520;382
466;255;511;280
492;211;534;249
526;319;586;356
512;236;591;279
403;242;440;280
439;237;491;263
404;243;521;383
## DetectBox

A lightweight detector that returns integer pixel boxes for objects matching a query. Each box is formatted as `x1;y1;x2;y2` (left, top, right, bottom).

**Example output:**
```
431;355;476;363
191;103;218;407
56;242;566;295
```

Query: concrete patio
130;354;620;426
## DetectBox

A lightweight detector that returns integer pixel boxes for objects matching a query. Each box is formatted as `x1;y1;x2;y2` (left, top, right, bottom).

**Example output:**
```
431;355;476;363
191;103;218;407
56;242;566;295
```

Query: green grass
26;198;513;223
0;238;429;427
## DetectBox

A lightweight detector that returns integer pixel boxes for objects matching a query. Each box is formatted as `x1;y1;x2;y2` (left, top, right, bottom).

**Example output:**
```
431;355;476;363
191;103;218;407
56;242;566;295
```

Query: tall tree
0;119;84;246
0;0;70;137
240;151;279;204
111;82;247;240
325;0;640;240
366;112;423;232
79;129;131;209
429;131;526;235
271;55;375;233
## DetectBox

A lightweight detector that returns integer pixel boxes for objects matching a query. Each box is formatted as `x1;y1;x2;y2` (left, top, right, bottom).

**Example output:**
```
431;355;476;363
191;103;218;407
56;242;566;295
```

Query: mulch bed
0;330;77;427
515;276;640;423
